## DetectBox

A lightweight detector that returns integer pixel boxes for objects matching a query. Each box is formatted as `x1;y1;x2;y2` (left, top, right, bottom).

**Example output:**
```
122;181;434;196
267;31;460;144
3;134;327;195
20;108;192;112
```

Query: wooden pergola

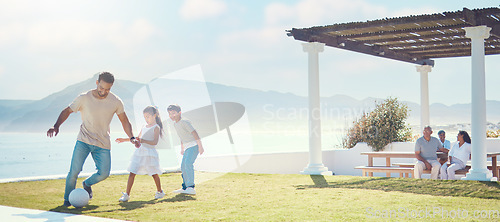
287;7;500;66
287;7;500;181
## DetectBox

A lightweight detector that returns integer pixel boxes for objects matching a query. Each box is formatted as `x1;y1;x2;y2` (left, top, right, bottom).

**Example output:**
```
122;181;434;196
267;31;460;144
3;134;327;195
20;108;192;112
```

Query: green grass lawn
1;172;500;221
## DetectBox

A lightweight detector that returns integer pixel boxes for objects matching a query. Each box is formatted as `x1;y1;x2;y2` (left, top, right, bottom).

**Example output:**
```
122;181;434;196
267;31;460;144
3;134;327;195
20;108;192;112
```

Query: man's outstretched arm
117;112;139;147
47;107;73;137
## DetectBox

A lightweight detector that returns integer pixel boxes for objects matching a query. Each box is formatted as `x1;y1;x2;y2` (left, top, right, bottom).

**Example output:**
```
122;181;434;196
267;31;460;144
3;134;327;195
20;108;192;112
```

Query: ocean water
0;129;343;180
0;132;155;180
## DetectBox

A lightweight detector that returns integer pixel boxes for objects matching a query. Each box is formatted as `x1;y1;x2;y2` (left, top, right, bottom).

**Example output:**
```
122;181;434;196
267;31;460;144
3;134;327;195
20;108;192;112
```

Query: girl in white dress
116;106;164;201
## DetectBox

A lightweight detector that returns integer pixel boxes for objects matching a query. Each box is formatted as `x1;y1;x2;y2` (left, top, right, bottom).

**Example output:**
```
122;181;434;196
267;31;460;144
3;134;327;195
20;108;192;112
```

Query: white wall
195;139;500;176
195;151;309;174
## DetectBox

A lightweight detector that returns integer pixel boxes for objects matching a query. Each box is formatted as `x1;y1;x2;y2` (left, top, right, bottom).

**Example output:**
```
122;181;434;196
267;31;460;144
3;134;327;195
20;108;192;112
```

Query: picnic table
356;151;500;178
486;152;500;178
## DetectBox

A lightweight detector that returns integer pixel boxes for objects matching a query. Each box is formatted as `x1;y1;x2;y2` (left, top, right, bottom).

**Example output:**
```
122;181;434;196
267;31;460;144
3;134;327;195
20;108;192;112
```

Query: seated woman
440;131;472;180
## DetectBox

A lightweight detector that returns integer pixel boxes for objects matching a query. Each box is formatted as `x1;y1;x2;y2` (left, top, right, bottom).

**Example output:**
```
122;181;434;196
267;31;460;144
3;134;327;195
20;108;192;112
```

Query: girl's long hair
143;105;163;137
459;130;471;144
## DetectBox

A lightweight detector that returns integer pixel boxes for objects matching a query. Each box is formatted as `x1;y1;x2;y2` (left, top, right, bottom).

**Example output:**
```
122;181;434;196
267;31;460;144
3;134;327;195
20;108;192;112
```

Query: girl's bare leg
126;173;136;195
152;174;162;192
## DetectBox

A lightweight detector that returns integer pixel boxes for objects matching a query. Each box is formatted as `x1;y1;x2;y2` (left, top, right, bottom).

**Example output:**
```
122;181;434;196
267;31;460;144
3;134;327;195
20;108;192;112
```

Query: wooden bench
392;162;500;176
360;152;500;178
355;166;414;178
422;169;469;175
355;165;470;178
392;163;470;176
360;152;447;177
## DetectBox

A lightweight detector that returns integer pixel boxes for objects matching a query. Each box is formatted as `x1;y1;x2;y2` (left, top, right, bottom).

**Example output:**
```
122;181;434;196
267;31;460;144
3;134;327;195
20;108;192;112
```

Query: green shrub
342;97;413;151
487;129;500;138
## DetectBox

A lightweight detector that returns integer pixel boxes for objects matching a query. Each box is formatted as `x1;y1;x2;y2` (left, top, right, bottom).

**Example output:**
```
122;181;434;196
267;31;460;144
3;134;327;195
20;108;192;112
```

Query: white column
416;65;432;132
300;42;332;175
463;26;495;181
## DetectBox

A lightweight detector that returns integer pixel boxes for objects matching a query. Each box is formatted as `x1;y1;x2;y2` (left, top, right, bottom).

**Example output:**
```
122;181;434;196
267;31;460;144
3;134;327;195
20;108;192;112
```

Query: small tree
342;97;413;151
487;129;500;138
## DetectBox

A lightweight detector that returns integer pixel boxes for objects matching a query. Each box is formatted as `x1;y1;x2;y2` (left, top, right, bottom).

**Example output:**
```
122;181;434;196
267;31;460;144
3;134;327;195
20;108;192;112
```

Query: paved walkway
1;174;128;221
0;169;180;221
0;205;126;222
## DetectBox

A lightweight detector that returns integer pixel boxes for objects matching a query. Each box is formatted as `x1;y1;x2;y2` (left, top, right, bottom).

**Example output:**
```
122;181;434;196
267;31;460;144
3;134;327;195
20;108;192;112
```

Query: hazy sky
0;0;499;105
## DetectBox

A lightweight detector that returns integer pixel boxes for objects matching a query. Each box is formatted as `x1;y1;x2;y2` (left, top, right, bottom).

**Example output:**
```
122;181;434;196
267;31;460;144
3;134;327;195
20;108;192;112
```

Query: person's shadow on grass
159;193;196;203
118;194;196;211
50;204;99;213
49;194;196;214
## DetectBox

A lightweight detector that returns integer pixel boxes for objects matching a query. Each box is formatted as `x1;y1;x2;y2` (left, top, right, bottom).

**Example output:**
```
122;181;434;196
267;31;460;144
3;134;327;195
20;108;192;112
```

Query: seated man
437;130;451;165
414;126;448;179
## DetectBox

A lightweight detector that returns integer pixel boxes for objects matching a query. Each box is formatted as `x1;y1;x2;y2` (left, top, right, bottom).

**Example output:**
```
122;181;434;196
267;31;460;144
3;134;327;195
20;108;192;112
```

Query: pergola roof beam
287;7;500;65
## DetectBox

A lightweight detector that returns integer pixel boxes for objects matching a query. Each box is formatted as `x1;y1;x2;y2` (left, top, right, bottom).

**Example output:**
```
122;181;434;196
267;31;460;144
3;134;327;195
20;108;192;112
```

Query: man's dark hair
98;72;115;84
167;104;181;113
438;130;445;135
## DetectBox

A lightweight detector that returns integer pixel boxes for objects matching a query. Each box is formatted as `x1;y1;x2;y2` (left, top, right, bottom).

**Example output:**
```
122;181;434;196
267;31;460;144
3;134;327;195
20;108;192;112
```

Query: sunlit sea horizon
0;130;345;180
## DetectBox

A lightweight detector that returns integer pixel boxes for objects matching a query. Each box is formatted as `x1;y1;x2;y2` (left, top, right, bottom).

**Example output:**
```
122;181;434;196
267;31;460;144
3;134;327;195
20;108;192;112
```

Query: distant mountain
208;82;500;129
410;101;500;126
1;76;499;133
0;100;35;129
1;74;144;132
0;100;35;107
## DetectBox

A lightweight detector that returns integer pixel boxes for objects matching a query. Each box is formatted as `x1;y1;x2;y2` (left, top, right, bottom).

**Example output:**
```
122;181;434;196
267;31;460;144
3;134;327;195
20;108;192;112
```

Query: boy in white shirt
168;104;204;195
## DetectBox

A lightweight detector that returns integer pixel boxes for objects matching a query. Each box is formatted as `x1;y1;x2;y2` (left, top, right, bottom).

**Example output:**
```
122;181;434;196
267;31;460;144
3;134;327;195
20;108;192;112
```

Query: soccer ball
69;188;90;208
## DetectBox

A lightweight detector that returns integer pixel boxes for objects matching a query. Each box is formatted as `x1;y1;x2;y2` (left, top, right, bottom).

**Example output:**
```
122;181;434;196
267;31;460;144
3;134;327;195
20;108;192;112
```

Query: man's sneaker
82;181;93;200
119;192;130;202
181;187;196;195
154;190;165;199
63;200;71;207
173;188;184;193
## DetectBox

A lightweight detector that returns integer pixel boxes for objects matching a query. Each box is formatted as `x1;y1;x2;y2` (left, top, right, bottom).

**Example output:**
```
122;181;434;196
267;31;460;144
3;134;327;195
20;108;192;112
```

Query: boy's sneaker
154;190;165;199
181;187;196;195
82;181;93;200
63;200;71;207
119;192;130;202
173;188;184;193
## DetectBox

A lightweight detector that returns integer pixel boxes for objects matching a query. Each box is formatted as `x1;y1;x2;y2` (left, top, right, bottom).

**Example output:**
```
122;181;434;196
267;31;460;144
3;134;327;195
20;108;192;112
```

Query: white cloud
0;18;158;57
0;22;24;47
103;19;157;55
264;0;443;28
265;3;295;26
219;0;391;51
215;0;451;81
265;0;388;27
210;0;455;103
218;26;288;49
0;1;159;55
180;0;227;21
390;7;442;18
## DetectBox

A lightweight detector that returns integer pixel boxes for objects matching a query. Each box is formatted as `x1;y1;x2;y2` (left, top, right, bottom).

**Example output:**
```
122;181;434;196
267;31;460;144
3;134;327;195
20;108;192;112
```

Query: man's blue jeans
181;145;199;189
64;141;111;201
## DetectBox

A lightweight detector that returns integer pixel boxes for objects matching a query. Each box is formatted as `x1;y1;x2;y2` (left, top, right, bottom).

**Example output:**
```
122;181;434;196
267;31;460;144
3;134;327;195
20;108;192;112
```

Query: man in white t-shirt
47;72;139;207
